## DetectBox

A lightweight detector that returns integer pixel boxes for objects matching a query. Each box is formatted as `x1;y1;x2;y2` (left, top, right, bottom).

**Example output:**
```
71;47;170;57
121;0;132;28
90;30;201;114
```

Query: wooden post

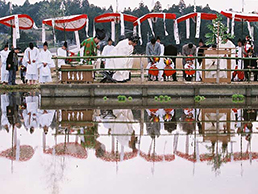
140;57;144;83
55;57;59;83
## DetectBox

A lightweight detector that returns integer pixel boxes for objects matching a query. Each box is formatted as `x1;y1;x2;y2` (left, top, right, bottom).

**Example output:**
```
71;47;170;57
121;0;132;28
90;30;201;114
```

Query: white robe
23;47;39;79
38;110;55;128
0;49;10;82
57;48;67;68
102;45;114;68
24;96;39;129
38;49;54;83
106;39;134;81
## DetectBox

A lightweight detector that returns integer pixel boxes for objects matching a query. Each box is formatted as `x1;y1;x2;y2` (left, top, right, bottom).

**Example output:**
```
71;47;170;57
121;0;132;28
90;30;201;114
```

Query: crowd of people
0;30;257;85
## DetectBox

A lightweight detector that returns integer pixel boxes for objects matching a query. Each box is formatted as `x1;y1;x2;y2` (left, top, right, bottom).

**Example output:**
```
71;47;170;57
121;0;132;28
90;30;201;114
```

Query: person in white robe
38;110;55;134
101;38;115;68
105;36;139;82
23;43;39;85
0;44;10;84
156;36;165;81
57;41;68;68
38;42;54;83
233;39;244;81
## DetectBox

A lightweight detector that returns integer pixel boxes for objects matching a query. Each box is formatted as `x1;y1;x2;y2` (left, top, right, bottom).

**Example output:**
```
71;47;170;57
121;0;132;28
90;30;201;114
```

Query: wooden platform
40;81;258;98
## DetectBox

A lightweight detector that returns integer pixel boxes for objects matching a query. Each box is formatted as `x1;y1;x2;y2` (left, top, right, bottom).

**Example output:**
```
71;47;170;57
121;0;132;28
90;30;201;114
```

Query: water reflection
0;93;258;193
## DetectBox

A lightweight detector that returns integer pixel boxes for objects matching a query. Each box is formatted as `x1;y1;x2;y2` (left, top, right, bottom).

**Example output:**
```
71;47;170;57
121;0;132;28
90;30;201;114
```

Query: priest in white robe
23;43;39;85
101;38;115;68
1;94;10;132
57;41;68;68
105;36;139;82
38;42;54;83
0;44;10;84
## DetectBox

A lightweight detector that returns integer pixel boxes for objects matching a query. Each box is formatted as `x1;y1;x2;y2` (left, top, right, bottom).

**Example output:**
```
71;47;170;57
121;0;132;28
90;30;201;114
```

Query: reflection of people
146;109;161;139
1;94;10;132
38;110;55;134
240;109;257;141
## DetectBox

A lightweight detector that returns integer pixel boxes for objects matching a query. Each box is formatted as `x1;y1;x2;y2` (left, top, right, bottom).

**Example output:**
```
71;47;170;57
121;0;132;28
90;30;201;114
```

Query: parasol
221;10;258;39
0;14;34;47
42;14;88;48
94;13;138;42
133;13;176;44
44;142;87;159
176;12;217;43
0;145;34;162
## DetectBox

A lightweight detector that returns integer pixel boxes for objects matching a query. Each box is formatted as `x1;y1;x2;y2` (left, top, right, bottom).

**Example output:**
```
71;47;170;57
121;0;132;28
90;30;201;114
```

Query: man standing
38;42;54;84
57;41;68;68
101;38;115;68
6;47;20;85
182;43;196;81
23;43;39;85
0;44;10;85
233;39;245;81
156;36;164;55
81;29;105;64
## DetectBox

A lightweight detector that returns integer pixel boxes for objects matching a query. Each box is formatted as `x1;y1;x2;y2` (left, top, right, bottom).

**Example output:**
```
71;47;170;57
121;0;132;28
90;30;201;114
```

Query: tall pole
116;0;118;13
241;0;244;39
10;2;13;48
194;0;196;12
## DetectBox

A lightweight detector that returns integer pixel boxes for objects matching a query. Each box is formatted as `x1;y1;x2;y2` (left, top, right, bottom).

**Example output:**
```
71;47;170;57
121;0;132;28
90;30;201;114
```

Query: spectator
244;48;257;81
6;47;20;85
182;43;196;81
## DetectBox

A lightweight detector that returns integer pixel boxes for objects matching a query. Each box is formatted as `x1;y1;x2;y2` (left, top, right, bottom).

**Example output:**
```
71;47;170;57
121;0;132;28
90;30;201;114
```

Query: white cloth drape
111;21;115;42
93;22;96;37
186;18;190;39
52;19;56;44
163;13;168;36
14;15;20;39
195;13;201;38
247;21;254;41
148;18;155;36
42;23;46;43
137;20;142;45
85;18;89;37
227;18;230;33
231;13;235;36
120;13;125;36
74;31;80;49
174;20;180;45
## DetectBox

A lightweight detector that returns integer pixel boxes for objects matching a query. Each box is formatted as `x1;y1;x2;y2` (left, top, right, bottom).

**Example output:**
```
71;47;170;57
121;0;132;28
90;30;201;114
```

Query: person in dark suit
244;48;257;81
6;47;20;85
164;45;178;81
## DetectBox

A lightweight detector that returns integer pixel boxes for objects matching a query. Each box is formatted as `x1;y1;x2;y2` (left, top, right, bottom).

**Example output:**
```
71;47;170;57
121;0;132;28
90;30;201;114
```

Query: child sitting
163;58;176;81
147;57;160;81
184;55;196;81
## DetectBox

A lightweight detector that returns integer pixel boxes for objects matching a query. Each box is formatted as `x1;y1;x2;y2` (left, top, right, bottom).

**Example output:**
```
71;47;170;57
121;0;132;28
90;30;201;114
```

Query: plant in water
118;95;127;102
232;94;244;103
154;96;159;101
128;96;133;101
194;95;206;103
103;96;108;101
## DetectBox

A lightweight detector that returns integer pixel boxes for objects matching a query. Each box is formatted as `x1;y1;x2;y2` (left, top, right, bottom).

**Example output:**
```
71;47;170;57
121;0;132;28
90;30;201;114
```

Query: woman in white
101;38;115;68
38;42;54;83
23;43;39;85
0;44;10;84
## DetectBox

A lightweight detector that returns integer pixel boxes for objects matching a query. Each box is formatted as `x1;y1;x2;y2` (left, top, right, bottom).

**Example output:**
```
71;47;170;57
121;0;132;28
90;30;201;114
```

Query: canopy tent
44;142;88;159
0;14;34;48
42;14;88;48
0;145;35;162
175;12;217;44
133;13;176;44
221;10;258;40
94;13;138;42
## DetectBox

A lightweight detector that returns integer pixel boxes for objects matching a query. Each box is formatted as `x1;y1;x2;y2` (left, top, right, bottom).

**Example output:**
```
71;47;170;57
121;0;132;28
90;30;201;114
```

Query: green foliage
128;96;133;101
194;95;206;103
205;14;235;45
232;94;245;103
117;95;127;102
103;96;108;101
